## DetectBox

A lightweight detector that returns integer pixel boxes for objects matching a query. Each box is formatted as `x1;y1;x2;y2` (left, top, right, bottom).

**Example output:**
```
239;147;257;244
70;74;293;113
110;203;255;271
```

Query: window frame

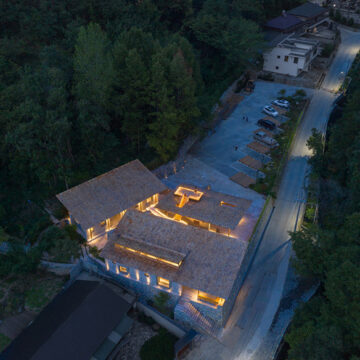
157;276;170;288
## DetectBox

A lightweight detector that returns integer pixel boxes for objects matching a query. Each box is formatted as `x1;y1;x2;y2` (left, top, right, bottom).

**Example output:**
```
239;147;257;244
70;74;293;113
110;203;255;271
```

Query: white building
263;37;320;77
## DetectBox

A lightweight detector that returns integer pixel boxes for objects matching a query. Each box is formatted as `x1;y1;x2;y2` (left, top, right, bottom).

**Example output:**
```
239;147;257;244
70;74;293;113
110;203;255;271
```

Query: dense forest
0;0;306;240
286;53;360;359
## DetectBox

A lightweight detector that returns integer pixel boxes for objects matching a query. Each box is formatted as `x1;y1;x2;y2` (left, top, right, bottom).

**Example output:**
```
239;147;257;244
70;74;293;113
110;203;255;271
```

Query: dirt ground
111;319;157;360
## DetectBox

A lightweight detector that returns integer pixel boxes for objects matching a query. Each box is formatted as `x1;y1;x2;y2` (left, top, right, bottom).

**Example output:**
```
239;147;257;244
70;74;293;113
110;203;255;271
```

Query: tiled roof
157;186;252;230
101;210;248;299
57;160;167;230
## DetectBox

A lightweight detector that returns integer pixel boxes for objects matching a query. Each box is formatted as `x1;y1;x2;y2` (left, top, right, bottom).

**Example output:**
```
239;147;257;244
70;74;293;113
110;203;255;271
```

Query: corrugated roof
265;14;303;31
101;210;248;299
288;2;327;18
157;186;252;230
56;160;167;230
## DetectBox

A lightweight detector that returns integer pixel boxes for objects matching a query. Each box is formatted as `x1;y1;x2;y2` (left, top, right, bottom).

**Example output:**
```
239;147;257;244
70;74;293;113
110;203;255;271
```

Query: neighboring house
57;161;255;329
57;159;167;241
0;280;134;360
263;2;328;77
264;11;305;33
263;36;320;76
288;2;328;24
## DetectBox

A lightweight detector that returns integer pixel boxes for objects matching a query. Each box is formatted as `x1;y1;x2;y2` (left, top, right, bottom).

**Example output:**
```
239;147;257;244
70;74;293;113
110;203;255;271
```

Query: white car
272;99;289;109
254;131;279;148
263;106;279;117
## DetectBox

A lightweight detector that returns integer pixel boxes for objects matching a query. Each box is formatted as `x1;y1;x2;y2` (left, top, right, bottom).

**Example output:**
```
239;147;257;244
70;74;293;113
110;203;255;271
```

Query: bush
27;215;52;244
138;312;155;325
258;72;274;82
140;329;177;360
39;226;81;263
0;333;11;352
348;18;354;27
321;43;334;58
52;202;68;220
153;292;171;316
63;224;85;244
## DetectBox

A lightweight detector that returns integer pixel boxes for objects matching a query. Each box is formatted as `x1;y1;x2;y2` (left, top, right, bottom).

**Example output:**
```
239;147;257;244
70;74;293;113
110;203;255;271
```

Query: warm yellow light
157;277;170;288
177;194;189;208
220;201;237;208
115;243;181;268
119;266;128;273
174;186;204;201
197;290;225;307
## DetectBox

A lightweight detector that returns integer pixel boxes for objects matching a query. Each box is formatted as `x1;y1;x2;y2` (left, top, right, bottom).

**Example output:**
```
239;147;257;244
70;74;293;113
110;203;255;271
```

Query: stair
175;299;222;338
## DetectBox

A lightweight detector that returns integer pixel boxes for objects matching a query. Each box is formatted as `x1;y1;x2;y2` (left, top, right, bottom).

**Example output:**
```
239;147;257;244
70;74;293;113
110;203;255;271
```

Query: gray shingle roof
0;281;132;360
288;2;327;18
265;14;303;31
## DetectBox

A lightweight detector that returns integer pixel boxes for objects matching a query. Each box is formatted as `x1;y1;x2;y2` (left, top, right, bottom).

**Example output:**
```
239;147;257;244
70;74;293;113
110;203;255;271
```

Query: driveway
184;27;360;360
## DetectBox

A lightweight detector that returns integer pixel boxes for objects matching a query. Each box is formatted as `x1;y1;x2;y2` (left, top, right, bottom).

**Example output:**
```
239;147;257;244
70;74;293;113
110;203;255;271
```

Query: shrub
27;215;52;244
140;328;177;360
0;333;11;352
321;43;334;58
52;203;68;220
153;292;170;314
348;18;354;27
138;312;155;325
63;224;85;244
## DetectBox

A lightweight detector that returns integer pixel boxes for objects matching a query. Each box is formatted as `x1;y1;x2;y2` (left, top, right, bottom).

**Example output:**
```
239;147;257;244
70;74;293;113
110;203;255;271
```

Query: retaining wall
136;301;186;338
222;196;275;323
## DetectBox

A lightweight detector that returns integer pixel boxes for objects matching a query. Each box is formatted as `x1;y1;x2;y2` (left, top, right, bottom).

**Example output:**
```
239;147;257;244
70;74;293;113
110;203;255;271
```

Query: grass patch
140;328;177;360
24;277;64;312
0;333;11;352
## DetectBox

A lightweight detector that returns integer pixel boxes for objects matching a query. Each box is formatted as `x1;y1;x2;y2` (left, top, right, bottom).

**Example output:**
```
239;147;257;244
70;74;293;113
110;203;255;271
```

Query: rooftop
265;13;303;31
56;160;167;230
157;185;252;230
0;280;132;360
101;210;248;299
288;2;327;19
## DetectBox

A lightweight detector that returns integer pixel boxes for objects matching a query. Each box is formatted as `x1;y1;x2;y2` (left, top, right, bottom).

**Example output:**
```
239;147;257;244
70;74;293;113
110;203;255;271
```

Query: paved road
185;27;360;360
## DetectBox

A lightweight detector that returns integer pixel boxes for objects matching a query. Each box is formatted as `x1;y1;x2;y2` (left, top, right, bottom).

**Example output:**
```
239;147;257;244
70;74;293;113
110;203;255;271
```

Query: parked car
257;118;276;131
263;106;279;117
272;99;289;109
254;131;279;148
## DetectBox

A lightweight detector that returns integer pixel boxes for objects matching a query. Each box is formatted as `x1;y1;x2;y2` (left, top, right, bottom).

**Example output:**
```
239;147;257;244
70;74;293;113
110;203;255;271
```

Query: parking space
190;81;313;179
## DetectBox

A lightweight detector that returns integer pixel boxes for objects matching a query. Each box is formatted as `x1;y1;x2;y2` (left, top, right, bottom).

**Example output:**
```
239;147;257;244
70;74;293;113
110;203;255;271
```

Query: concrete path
184;27;360;360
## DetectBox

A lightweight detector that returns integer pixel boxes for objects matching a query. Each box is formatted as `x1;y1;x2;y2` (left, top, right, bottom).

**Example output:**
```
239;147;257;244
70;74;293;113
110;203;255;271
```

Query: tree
306;128;325;176
73;22;116;165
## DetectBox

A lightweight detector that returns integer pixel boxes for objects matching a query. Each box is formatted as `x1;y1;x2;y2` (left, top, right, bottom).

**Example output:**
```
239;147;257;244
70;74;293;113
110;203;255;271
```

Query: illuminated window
87;227;94;240
157;277;170;288
284;56;289;62
144;273;150;278
197;291;223;306
119;266;128;273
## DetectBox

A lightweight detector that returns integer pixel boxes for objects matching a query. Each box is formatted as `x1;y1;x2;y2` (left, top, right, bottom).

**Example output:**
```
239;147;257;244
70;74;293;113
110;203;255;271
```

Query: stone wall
105;259;181;307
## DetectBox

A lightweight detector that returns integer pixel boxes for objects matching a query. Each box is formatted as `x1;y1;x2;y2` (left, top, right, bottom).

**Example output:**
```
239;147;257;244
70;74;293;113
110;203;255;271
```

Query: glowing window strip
115;243;182;268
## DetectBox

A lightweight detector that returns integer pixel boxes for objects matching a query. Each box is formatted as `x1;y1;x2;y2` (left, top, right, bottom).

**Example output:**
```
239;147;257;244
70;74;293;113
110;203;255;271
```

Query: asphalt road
185;27;360;360
228;27;360;360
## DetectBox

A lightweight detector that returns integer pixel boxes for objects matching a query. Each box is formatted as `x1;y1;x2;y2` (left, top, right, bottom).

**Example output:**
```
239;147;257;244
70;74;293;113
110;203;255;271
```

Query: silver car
272;99;289;109
263;106;279;117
